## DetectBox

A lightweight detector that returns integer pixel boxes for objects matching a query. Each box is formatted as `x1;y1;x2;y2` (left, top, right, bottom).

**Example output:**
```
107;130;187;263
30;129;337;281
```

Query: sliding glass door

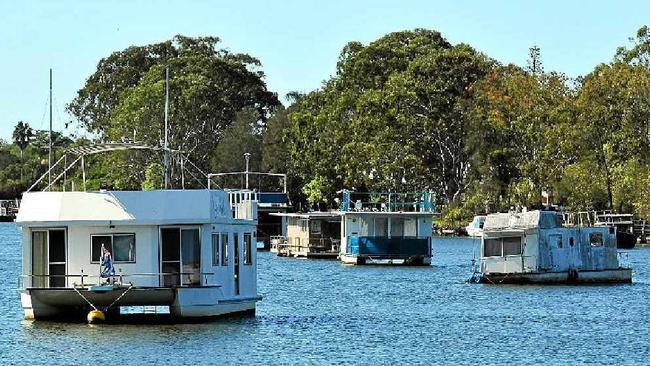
31;229;66;288
160;227;201;287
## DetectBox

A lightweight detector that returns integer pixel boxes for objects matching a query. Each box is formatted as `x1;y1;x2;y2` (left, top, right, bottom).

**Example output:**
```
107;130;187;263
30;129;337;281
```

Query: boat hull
340;254;431;266
21;286;261;321
479;268;632;284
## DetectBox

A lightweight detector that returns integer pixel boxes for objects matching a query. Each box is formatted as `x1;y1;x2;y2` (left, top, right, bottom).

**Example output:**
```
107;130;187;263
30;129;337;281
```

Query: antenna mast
164;67;169;189
48;68;53;187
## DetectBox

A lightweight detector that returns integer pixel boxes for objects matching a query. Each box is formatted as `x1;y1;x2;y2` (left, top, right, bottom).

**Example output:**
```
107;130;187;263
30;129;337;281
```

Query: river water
1;222;649;365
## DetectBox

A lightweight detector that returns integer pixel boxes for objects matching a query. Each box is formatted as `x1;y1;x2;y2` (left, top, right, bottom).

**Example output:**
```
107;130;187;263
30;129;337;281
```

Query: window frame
212;233;220;266
220;232;229;266
243;233;253;265
589;232;604;247
90;233;136;264
483;236;523;257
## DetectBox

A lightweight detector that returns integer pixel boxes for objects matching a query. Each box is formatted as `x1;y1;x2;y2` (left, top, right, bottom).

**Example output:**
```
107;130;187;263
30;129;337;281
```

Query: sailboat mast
48;68;53;187
163;67;170;189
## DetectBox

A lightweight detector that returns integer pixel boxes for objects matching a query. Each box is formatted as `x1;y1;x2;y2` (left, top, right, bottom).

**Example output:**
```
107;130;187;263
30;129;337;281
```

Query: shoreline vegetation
2;28;650;229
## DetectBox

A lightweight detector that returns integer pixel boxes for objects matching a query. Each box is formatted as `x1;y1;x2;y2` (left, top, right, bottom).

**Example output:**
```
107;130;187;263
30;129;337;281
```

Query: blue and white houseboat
338;190;435;265
17;144;262;321
476;210;632;284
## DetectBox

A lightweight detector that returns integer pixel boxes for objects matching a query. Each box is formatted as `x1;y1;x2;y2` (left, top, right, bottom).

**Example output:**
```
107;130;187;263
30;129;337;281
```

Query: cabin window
221;233;229;266
391;218;404;237
374;218;388;236
484;239;502;257
590;232;604;247
549;234;563;249
212;233;220;266
484;237;522;257
244;233;253;265
502;237;522;256
91;234;136;263
310;220;321;234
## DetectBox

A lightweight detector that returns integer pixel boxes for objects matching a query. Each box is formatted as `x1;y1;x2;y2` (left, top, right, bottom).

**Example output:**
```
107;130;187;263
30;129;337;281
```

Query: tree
527;45;544;75
287;29;490;208
211;107;262;176
12;121;33;180
67;35;279;189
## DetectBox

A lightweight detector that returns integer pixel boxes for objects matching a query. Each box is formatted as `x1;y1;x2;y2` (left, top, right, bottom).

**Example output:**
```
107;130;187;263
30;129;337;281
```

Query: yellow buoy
87;309;106;324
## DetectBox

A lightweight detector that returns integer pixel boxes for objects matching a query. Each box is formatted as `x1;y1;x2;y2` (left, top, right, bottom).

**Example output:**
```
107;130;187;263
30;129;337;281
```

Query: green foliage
67;35;279;189
302;175;332;208
288;29;490;209
142;163;164;191
211;107;262;174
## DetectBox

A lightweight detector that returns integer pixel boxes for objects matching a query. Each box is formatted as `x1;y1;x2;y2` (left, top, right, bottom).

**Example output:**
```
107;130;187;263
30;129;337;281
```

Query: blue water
1;222;649;365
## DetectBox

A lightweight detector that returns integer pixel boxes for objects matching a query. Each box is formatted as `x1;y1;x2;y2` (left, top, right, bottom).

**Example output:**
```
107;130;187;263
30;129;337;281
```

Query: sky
1;0;648;141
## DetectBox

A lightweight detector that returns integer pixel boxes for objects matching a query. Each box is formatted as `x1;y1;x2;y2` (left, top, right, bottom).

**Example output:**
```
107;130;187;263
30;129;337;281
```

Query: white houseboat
338;190;435;265
465;215;486;237
476;210;632;284
17;144;262;321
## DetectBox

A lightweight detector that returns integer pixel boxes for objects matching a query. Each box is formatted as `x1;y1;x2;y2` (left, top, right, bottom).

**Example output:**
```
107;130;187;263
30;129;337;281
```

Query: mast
164;67;170;189
48;68;53;187
244;152;251;189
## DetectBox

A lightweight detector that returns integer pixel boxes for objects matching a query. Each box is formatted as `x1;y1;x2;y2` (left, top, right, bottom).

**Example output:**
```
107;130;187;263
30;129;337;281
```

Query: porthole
569;237;574;247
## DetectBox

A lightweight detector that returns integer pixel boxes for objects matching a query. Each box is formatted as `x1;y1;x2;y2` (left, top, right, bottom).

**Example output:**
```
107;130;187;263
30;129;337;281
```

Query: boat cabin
338;190;435;265
269;212;341;258
208;169;290;250
478;210;632;284
18;189;260;320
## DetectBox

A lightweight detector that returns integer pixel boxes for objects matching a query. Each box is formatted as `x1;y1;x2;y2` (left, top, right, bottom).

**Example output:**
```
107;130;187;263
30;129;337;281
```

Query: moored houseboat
338;190;436;265
17;144;262;322
208;156;290;251
465;215;486;237
476;210;632;284
269;212;341;258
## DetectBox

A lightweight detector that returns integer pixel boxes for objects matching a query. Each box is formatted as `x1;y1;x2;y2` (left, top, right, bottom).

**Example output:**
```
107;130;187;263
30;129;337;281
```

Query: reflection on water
1;224;649;365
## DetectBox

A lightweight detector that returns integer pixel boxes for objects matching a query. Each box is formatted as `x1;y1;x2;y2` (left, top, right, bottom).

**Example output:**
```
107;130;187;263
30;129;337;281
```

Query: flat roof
270;212;341;219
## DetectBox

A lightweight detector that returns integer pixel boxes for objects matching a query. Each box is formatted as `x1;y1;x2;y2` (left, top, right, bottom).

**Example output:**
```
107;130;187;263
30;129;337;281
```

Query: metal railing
18;272;217;290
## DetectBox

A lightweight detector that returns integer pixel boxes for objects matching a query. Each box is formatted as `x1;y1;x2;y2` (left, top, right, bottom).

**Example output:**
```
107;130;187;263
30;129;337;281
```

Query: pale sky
1;0;648;141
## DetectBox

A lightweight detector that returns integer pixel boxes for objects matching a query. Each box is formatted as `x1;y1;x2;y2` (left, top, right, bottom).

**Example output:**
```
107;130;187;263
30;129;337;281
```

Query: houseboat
208;156;290;250
465;215;486;237
17;144;262;321
338;190;436;265
269;212;341;258
475;210;632;284
595;213;636;249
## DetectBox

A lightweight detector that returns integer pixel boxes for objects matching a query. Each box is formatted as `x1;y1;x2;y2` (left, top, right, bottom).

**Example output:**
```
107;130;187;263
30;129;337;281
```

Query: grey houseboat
478;210;632;284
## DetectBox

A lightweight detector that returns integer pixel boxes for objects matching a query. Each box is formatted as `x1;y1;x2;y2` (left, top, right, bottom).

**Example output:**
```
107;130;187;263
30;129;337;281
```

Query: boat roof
483;210;562;231
270;212;341;219
16;190;241;227
342;211;435;217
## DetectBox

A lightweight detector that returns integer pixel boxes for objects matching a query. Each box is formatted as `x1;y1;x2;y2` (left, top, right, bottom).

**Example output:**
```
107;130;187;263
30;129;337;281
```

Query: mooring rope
72;285;98;311
105;285;134;310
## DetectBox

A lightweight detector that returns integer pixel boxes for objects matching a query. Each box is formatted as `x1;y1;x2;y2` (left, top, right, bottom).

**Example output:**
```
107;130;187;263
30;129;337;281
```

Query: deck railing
18;272;217;290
